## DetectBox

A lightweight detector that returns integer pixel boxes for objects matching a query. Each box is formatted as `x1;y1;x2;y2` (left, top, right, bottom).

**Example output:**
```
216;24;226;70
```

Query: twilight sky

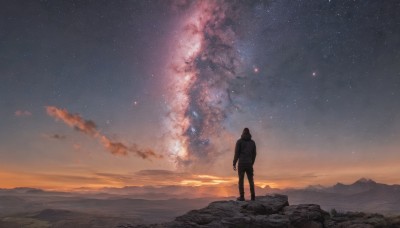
1;0;400;191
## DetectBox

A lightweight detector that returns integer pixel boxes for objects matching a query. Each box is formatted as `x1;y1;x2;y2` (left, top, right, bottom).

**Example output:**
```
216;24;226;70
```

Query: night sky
1;0;400;190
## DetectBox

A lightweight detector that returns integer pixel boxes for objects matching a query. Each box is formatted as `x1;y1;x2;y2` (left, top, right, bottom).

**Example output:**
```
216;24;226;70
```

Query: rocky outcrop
120;194;400;228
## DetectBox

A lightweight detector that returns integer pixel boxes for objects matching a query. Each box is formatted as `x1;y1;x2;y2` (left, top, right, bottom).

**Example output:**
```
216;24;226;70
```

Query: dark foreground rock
119;194;400;228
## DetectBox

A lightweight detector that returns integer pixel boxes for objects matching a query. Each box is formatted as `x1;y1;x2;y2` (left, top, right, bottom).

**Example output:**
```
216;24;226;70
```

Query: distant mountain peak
333;182;344;187
354;178;376;185
306;184;325;190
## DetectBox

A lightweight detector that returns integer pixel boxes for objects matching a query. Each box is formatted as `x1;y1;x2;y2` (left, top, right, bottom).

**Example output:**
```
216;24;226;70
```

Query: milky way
164;1;245;167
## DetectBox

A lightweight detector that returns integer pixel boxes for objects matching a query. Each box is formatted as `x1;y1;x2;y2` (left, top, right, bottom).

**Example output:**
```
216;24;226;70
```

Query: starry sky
1;0;400;190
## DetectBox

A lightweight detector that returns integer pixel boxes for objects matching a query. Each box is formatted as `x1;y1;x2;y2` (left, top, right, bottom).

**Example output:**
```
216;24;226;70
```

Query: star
253;67;259;73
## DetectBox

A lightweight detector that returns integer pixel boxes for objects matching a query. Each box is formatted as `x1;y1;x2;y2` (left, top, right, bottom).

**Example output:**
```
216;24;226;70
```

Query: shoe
236;196;245;201
251;195;255;201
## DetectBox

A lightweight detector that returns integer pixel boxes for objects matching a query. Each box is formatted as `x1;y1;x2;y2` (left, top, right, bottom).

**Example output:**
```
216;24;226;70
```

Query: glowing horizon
2;165;400;192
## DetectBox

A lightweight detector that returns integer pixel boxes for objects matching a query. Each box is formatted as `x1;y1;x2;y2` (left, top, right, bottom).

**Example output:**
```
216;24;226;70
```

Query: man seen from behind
233;127;256;201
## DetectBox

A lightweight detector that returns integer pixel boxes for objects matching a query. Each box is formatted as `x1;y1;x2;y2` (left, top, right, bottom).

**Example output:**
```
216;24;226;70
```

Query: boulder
175;200;244;225
253;214;291;227
257;194;289;214
325;211;393;228
283;204;329;228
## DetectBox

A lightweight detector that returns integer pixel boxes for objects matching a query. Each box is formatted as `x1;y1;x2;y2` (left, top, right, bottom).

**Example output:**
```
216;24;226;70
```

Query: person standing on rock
233;127;256;201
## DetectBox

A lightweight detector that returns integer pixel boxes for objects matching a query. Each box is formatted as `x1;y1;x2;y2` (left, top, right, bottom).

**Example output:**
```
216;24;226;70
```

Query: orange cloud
45;106;162;159
15;110;32;117
46;106;97;136
130;169;238;187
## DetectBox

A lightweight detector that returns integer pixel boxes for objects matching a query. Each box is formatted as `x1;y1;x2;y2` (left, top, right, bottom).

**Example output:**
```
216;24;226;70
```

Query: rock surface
120;194;400;228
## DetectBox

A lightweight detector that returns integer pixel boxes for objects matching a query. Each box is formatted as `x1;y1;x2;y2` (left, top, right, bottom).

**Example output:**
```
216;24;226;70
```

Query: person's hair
243;128;250;134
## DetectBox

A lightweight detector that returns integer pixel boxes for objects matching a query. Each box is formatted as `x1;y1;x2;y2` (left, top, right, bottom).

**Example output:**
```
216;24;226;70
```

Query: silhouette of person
233;128;256;201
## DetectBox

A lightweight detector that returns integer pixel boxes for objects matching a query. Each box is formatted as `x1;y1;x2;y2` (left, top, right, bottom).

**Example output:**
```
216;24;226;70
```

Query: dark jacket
233;132;256;167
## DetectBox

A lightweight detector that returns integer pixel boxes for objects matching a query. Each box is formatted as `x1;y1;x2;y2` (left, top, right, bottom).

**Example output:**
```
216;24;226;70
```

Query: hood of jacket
241;132;252;141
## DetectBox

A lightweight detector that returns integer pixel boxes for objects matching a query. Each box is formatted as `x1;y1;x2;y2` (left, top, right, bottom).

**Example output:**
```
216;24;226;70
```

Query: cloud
95;172;134;182
131;169;189;185
99;136;161;158
14;110;32;117
131;169;236;187
72;143;81;151
42;133;66;140
45;106;162;159
52;134;66;140
38;173;104;183
135;169;179;176
46;106;97;136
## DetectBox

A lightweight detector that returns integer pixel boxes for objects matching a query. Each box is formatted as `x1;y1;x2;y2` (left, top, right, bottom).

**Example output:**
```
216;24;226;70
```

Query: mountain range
280;178;400;214
1;178;400;227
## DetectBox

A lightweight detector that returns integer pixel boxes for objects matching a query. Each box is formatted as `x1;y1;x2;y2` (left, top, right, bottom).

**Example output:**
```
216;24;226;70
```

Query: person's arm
252;142;257;165
233;140;240;167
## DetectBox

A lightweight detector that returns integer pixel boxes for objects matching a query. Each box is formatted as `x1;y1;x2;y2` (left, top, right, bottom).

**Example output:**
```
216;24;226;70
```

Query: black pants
238;165;255;198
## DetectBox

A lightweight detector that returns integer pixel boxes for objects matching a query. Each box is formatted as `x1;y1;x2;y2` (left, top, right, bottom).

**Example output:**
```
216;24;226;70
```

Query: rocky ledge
120;194;400;228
